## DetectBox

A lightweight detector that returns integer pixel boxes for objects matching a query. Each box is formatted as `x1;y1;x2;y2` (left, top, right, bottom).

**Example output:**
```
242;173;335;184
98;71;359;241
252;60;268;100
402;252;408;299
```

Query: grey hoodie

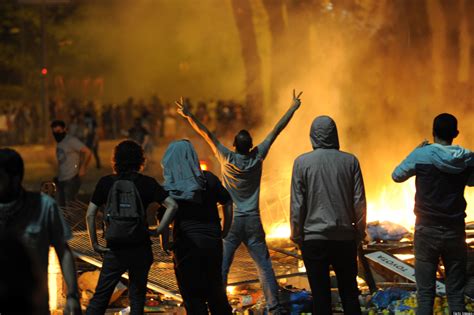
290;116;367;244
392;143;474;226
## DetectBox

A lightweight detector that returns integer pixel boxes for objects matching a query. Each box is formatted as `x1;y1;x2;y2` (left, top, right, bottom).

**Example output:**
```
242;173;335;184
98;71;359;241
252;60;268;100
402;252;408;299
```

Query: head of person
433;113;458;145
233;129;253;155
310;116;340;150
112;140;145;174
133;117;142;126
161;139;206;203
50;120;67;143
0;148;24;203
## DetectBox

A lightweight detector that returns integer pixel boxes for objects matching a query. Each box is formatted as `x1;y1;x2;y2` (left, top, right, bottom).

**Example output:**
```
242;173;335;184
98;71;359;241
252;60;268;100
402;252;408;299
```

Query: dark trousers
86;245;153;315
301;240;361;315
414;225;466;315
173;240;232;315
56;175;81;207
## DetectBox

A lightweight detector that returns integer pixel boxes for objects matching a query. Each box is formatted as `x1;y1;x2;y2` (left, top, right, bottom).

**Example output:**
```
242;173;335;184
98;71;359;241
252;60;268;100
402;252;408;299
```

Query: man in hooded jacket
290;115;366;315
392;113;474;315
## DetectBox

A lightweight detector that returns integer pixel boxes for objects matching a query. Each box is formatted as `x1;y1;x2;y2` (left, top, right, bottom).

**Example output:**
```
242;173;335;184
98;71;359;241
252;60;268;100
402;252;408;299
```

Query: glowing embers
199;160;209;171
266;223;291;239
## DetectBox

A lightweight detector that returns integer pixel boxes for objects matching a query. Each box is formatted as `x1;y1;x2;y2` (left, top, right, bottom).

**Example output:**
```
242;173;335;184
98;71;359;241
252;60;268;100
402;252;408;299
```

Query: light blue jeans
222;215;281;311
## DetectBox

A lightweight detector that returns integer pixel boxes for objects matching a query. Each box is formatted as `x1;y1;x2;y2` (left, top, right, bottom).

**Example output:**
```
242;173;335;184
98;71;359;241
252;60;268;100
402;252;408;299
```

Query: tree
231;0;264;124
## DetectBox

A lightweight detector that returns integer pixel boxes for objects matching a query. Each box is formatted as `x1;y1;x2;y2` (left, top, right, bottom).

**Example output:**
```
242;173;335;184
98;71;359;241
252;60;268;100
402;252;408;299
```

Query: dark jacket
392;143;474;227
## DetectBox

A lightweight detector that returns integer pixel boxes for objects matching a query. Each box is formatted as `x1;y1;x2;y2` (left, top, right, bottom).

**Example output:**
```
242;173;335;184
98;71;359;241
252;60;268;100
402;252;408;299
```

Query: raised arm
262;89;302;148
176;97;221;155
392;141;428;183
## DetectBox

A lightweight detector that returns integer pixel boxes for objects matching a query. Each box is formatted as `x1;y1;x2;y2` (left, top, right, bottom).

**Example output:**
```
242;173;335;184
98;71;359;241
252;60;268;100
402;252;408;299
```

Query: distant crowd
0;96;254;146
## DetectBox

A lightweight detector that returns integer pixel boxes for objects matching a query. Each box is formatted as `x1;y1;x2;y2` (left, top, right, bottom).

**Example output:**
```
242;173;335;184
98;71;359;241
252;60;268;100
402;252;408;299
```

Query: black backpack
103;174;148;244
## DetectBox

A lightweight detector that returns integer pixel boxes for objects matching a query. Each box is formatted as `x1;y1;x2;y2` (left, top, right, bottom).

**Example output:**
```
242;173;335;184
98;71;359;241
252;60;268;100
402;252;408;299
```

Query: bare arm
85;202;109;254
78;146;92;177
221;201;233;238
156;197;178;253
54;242;82;314
176;97;221;155
156;196;178;234
262;90;302;148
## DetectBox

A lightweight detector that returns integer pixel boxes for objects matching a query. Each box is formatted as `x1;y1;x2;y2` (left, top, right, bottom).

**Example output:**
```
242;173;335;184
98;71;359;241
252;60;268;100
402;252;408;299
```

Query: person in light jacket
392;113;474;315
290;115;366;315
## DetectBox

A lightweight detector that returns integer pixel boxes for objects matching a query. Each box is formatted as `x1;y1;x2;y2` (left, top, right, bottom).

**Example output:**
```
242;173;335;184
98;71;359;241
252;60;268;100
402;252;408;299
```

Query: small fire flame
48;247;62;311
200;160;208;171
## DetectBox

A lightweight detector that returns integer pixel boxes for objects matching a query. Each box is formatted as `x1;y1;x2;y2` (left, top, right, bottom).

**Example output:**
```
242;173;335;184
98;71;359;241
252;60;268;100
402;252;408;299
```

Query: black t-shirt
91;172;168;248
173;171;231;248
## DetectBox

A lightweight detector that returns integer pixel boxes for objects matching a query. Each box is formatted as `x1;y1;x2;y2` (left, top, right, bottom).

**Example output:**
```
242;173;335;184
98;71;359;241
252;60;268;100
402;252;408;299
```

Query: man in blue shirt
177;90;302;314
392;113;474;315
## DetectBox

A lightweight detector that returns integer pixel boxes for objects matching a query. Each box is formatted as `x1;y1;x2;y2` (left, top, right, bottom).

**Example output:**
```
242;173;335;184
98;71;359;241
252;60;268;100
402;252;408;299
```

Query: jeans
86;244;153;315
301;240;361;315
414;224;466;315
173;239;232;315
56;175;81;207
222;215;281;312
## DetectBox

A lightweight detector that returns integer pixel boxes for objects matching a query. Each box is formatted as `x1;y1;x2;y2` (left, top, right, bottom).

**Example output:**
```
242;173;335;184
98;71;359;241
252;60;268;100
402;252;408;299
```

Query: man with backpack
85;140;178;315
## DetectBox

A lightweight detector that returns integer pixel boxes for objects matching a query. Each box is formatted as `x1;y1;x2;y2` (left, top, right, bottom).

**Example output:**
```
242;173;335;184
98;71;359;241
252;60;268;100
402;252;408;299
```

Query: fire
366;178;417;230
48;247;62;311
199;160;208;171
265;177;474;238
266;223;291;239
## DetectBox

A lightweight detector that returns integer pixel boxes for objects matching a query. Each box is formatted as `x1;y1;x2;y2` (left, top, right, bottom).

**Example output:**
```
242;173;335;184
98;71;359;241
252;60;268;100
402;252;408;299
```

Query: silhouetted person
176;90;303;314
51;120;92;208
84;111;101;169
85;140;177;315
290;116;366;315
162;140;233;314
392;113;474;315
0;148;81;315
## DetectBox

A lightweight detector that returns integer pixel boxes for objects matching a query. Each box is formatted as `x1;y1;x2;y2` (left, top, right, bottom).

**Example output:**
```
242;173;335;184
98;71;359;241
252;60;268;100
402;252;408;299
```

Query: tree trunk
230;0;264;125
262;0;287;106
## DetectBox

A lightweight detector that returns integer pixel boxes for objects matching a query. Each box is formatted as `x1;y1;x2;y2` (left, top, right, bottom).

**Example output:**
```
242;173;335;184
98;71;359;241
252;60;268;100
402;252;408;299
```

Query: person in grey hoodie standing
290;115;366;315
392;113;474;315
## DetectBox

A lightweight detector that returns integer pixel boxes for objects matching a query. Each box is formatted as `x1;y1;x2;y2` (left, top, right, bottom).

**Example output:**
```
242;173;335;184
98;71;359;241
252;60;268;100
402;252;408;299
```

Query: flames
265;177;474;238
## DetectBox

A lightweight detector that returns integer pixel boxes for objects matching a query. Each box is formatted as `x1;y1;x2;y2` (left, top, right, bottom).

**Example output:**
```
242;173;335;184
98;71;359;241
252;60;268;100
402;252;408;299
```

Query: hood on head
161;139;206;202
429;143;473;174
310;116;340;150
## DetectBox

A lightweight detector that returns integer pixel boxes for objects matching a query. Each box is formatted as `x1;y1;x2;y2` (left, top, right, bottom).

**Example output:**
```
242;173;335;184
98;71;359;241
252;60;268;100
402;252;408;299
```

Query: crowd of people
0;96;253;148
0;89;473;315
